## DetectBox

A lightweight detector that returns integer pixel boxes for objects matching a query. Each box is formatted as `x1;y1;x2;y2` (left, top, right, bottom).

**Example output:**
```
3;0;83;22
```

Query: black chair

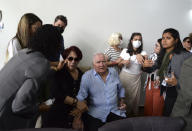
99;116;186;131
11;128;78;131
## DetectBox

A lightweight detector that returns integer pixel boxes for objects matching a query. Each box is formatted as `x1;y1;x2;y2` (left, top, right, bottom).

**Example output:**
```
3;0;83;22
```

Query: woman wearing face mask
104;32;123;73
143;38;164;116
143;28;191;116
119;32;147;116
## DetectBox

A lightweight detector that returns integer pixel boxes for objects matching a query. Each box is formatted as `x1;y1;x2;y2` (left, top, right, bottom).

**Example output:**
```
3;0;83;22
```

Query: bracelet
72;98;78;106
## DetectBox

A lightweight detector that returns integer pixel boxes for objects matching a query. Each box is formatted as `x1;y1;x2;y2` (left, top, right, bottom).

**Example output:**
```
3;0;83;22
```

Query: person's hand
50;61;59;67
70;108;82;117
121;60;130;67
143;59;154;67
154;79;160;88
115;58;123;64
136;54;145;64
39;103;51;112
56;60;65;71
76;101;88;113
119;99;126;110
165;72;177;86
119;103;126;110
72;117;84;130
50;60;65;71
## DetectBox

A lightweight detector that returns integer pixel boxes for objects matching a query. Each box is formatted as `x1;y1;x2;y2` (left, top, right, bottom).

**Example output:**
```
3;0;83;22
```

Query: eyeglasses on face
67;57;79;62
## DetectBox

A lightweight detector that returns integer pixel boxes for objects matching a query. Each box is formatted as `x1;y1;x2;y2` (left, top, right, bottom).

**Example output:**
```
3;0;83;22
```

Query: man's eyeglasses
67;57;79;62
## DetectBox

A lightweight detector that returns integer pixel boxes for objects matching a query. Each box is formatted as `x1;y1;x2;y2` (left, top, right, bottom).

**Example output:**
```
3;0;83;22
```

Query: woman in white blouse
119;32;147;116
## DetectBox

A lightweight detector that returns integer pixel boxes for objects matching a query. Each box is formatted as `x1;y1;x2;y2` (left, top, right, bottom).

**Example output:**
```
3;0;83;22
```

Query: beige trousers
119;71;141;115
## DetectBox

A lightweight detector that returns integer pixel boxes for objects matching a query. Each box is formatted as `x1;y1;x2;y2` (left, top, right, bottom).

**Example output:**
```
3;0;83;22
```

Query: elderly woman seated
43;46;88;130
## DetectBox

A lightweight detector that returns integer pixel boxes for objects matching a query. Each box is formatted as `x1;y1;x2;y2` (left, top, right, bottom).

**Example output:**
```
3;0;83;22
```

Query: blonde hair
108;32;122;46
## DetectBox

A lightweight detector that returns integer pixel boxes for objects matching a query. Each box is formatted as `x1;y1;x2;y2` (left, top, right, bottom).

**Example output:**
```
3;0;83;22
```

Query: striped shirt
104;47;121;61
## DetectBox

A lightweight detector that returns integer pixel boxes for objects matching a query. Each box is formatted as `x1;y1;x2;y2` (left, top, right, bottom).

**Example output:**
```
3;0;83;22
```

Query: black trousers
163;86;178;116
83;112;125;131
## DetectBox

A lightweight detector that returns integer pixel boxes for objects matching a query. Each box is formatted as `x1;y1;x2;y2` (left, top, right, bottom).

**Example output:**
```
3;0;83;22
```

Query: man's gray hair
93;52;106;62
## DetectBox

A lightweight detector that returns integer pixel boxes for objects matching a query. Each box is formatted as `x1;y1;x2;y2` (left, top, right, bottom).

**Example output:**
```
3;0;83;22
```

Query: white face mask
132;40;141;48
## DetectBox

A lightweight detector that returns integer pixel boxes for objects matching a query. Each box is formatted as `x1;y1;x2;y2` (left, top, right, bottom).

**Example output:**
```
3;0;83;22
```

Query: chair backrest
99;117;186;131
12;128;78;131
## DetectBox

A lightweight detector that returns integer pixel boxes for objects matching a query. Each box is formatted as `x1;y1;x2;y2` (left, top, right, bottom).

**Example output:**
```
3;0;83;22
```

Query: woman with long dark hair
143;28;191;116
119;32;147;115
143;38;164;116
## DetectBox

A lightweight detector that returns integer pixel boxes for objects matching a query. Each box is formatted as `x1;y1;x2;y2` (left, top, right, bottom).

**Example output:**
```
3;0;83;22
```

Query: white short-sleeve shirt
120;48;147;74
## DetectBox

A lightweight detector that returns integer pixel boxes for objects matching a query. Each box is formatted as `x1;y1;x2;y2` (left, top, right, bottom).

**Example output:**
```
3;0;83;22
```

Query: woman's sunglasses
67;57;79;62
186;41;191;43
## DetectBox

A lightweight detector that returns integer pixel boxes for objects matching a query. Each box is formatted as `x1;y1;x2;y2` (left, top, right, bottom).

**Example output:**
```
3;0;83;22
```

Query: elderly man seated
76;53;126;131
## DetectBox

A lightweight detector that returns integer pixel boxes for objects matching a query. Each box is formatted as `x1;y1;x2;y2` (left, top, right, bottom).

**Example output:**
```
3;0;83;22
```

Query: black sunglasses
67;57;79;62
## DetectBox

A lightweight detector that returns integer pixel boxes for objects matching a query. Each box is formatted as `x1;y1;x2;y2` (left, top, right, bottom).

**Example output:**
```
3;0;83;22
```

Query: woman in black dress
43;46;88;130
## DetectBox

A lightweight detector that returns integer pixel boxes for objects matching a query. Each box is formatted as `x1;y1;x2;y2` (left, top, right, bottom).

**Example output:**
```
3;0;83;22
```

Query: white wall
0;0;192;69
